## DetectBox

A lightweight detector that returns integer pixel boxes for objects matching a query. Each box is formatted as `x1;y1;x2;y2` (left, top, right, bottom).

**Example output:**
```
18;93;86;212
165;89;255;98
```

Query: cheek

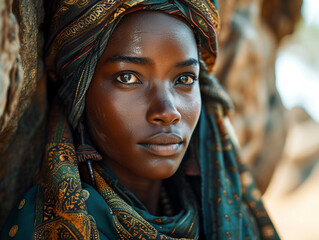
87;107;131;161
85;103;114;152
179;86;202;129
85;88;142;158
86;88;118;149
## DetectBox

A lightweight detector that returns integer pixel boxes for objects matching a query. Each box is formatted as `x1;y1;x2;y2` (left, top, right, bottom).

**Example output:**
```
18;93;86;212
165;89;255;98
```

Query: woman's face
85;11;201;182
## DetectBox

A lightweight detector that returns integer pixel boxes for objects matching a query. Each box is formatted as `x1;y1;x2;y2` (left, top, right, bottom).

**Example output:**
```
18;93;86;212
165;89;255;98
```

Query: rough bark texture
261;0;303;41
215;0;302;192
0;0;302;229
0;0;22;132
0;0;46;228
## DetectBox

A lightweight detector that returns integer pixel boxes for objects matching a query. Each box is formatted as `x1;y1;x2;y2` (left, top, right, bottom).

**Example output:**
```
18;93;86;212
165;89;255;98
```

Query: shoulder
0;185;37;240
1;183;116;240
82;182;119;239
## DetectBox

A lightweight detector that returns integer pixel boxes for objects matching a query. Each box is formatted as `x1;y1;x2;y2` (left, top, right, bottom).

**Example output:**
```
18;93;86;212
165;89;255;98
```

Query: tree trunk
0;0;46;228
215;0;302;192
0;0;302;229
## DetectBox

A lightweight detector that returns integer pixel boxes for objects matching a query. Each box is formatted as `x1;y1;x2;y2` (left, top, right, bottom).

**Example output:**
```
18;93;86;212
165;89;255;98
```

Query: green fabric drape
0;1;280;240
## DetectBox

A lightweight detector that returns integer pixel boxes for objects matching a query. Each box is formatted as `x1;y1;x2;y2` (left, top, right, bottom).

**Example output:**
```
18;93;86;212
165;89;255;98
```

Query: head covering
45;0;221;129
34;0;280;239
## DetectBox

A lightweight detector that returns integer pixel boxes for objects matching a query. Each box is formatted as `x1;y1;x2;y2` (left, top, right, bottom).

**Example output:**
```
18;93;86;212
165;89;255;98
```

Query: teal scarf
31;0;281;239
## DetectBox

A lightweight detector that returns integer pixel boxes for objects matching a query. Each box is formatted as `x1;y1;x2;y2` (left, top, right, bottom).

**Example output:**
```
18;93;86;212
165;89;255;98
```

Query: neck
102;159;162;215
123;178;162;215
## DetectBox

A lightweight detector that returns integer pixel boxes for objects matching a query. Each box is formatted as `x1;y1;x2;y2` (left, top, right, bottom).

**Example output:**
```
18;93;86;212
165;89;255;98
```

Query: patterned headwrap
45;0;221;129
33;0;280;239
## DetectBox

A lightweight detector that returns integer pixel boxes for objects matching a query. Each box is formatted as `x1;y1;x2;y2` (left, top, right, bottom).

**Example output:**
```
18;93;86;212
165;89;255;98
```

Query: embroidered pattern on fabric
94;170;195;240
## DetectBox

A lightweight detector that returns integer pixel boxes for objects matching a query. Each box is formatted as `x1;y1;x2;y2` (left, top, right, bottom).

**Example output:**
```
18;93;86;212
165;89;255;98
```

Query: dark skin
85;11;201;214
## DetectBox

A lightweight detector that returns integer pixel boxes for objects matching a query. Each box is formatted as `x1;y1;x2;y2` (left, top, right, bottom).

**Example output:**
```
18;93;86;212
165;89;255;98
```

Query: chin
144;159;181;180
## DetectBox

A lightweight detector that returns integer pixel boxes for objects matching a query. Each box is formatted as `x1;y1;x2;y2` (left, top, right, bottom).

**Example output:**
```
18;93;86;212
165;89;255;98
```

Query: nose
146;87;181;126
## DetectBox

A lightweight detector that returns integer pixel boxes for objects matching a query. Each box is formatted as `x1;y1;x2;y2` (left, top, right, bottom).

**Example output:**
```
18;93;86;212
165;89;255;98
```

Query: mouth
138;133;184;157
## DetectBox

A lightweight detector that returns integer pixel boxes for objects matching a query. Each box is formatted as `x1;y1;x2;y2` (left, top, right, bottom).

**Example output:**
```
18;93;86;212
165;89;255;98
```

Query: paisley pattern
93;164;199;239
34;101;199;240
32;96;279;239
33;104;97;240
29;0;281;239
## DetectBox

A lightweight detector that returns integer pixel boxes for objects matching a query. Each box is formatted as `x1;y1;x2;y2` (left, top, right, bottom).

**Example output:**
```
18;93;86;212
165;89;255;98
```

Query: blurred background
264;0;319;239
0;0;318;238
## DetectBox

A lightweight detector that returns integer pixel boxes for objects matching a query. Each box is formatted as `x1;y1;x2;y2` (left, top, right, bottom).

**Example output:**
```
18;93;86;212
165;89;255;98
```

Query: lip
138;133;184;156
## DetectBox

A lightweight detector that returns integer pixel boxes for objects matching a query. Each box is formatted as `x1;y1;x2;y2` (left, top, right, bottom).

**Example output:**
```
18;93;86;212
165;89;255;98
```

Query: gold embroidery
241;172;253;187
262;225;275;238
226;231;232;239
252;189;261;200
94;172;192;240
9;225;18;238
52;1;118;53
18;199;25;210
82;189;90;201
184;0;219;30
63;0;91;7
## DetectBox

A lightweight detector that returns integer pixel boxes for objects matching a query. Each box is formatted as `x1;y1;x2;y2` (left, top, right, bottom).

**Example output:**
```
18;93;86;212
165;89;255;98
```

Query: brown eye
175;74;196;85
115;73;141;84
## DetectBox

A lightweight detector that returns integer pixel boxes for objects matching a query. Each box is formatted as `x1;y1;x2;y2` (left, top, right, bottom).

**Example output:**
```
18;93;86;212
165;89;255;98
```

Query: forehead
103;11;198;57
115;10;193;36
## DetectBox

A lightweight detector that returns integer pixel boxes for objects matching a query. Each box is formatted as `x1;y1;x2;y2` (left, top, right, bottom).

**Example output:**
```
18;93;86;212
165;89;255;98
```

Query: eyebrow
104;55;199;67
105;55;154;65
175;58;199;68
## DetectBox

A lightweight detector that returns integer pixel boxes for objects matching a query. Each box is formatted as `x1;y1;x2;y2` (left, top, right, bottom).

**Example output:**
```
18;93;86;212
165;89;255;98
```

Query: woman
1;0;279;239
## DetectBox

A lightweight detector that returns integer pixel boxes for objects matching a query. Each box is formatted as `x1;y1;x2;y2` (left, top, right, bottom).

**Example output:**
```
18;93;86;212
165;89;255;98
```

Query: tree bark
216;0;302;192
0;0;46;228
0;0;302;229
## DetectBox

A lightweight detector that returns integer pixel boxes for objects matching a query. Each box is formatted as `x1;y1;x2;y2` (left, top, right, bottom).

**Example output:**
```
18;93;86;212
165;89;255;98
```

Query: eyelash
113;72;198;86
174;73;198;86
113;71;142;85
